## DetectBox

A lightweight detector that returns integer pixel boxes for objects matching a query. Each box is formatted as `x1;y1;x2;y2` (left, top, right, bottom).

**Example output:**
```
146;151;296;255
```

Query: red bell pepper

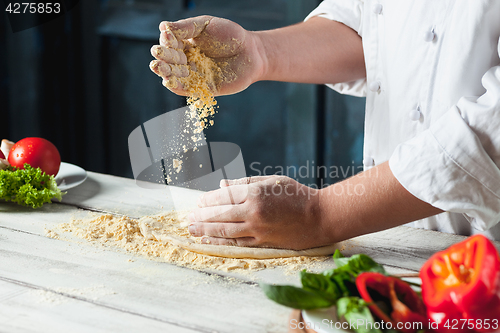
420;234;500;333
356;272;427;333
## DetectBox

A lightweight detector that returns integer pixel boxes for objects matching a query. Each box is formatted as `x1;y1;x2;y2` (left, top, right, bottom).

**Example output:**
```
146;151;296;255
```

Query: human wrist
250;30;275;82
317;181;364;244
311;186;340;245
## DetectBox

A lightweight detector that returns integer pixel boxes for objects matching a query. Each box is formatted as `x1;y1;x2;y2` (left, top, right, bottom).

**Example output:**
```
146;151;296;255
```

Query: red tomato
8;137;61;176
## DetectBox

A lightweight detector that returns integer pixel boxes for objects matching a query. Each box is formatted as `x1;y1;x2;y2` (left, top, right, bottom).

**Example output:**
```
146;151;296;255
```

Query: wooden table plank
59;172;202;217
0;223;292;333
340;226;500;272
338;226;498;271
0;278;202;333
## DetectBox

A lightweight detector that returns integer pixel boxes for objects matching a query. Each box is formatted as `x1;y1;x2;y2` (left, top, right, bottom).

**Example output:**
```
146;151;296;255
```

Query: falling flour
46;211;327;272
163;45;220;135
158;45;223;182
172;159;183;173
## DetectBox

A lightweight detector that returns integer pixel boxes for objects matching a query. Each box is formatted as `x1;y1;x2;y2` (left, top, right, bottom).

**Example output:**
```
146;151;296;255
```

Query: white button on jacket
372;3;383;14
368;81;381;92
409;108;421;121
306;0;500;240
424;29;436;42
363;157;375;167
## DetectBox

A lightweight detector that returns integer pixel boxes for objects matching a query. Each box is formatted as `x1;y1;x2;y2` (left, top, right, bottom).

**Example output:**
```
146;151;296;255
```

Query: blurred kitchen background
0;0;365;186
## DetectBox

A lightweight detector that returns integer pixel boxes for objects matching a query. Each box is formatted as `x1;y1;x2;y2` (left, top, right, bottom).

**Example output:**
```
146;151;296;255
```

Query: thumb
159;16;213;40
220;176;276;187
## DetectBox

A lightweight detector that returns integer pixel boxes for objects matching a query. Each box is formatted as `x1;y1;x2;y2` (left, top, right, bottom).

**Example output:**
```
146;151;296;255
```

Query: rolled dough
153;232;340;259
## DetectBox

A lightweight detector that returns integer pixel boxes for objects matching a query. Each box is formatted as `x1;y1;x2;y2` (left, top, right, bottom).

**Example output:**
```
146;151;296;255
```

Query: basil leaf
330;253;386;276
260;253;386;312
300;270;342;302
332;249;350;268
330;270;357;296
337;297;382;333
333;249;345;259
347;254;386;275
333;256;351;269
260;283;333;310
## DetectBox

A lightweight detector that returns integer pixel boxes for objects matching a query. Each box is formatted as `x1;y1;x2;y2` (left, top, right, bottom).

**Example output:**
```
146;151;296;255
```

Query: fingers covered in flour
150;60;189;79
159;30;185;49
189;221;249;239
201;236;255;247
150;45;187;65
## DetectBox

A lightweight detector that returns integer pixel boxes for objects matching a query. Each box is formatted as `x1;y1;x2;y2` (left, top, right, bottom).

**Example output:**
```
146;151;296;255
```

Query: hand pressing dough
138;215;338;259
152;232;340;260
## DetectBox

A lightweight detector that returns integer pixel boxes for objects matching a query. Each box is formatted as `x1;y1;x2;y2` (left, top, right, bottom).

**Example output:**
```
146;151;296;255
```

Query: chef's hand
149;15;265;96
187;163;444;250
187;175;333;250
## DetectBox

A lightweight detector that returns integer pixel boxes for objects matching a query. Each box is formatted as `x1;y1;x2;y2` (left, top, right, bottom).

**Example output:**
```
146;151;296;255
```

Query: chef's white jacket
306;0;500;240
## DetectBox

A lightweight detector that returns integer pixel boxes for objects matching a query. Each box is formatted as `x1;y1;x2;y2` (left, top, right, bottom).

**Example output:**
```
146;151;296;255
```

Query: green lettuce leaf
0;164;64;208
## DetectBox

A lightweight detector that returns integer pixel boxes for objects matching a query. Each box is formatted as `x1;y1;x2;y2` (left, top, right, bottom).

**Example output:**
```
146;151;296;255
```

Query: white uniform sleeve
390;38;500;231
304;0;367;97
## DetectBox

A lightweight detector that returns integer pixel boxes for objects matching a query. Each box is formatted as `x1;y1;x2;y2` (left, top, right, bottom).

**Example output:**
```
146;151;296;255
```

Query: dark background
0;0;365;186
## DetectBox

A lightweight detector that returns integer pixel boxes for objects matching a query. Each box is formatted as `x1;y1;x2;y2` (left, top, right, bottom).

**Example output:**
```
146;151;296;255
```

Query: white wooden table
1;172;499;333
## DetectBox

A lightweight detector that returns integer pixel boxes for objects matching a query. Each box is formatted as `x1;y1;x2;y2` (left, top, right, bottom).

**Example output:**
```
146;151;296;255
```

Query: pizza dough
137;215;339;259
50;212;331;271
152;232;339;260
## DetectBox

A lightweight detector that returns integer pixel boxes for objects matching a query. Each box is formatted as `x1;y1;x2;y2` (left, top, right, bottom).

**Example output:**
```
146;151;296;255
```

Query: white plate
55;162;87;190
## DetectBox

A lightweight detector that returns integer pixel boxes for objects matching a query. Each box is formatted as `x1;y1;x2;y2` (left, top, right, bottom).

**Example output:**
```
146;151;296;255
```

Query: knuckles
222;238;237;246
216;224;227;238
